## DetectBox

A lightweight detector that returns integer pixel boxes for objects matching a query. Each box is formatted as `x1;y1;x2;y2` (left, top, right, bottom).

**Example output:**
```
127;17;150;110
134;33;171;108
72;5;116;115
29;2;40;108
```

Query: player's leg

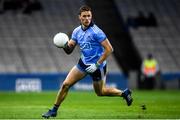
93;79;122;96
92;65;133;106
54;66;86;106
93;78;133;106
91;65;122;96
42;66;86;118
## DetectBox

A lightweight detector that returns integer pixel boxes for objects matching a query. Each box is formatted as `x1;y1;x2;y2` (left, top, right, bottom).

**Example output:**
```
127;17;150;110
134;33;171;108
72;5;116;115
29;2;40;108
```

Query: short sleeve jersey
71;24;107;64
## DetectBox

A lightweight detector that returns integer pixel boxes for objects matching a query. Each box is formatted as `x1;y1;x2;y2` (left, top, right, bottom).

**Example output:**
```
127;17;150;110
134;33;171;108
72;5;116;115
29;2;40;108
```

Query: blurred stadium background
0;0;180;119
0;0;180;91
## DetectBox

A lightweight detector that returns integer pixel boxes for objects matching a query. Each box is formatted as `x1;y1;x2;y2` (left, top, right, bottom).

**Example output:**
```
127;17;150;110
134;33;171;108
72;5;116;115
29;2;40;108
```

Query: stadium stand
114;0;180;73
1;0;179;74
0;0;121;73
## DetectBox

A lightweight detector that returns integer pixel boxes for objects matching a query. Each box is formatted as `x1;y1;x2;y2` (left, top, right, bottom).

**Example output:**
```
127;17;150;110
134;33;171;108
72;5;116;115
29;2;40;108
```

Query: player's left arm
97;38;113;65
85;38;113;73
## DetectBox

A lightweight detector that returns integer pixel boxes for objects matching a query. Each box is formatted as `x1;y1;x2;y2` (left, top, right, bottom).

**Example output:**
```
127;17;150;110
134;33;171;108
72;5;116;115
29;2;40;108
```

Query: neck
81;24;88;30
81;22;94;31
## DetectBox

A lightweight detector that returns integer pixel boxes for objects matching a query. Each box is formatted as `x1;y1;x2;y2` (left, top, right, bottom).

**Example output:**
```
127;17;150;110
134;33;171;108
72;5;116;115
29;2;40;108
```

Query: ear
78;15;81;20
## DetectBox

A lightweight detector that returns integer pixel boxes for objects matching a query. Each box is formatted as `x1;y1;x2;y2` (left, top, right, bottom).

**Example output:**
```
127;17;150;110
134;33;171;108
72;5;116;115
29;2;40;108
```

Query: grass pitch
0;90;180;119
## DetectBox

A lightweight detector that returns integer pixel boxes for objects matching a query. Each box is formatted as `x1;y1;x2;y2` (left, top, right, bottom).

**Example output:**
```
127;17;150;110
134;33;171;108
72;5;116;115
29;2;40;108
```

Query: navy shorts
76;59;107;81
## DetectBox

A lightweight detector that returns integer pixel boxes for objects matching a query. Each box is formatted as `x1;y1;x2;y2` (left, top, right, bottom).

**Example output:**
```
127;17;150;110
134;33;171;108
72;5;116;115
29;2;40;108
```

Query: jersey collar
81;22;94;31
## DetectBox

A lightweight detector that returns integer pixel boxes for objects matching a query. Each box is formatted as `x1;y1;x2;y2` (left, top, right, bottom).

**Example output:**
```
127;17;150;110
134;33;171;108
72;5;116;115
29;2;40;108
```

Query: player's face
79;11;92;27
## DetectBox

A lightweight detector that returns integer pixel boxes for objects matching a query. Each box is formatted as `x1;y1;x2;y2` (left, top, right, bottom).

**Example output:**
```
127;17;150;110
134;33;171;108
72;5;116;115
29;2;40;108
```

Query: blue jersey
71;24;107;65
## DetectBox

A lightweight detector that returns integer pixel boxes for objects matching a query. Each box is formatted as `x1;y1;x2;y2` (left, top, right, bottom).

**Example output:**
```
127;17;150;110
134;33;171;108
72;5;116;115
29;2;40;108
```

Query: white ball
53;32;69;47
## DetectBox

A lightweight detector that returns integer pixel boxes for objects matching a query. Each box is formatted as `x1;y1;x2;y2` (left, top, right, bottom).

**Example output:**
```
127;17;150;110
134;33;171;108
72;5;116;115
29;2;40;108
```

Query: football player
42;5;133;119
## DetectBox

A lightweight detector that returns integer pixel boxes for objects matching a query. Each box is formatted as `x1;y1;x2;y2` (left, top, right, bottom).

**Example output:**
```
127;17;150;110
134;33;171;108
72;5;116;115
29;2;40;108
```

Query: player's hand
86;63;100;73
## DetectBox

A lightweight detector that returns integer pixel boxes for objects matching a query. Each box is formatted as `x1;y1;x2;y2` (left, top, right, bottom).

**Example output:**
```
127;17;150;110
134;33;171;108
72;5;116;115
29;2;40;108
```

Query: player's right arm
64;26;79;54
63;39;76;54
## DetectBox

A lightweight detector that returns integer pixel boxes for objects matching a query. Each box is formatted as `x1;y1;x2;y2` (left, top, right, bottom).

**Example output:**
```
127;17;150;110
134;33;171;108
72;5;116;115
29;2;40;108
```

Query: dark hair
79;5;92;15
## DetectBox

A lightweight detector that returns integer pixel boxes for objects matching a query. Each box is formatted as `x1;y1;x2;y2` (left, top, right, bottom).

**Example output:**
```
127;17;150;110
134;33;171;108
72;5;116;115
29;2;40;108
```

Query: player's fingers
85;67;91;72
86;67;94;73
